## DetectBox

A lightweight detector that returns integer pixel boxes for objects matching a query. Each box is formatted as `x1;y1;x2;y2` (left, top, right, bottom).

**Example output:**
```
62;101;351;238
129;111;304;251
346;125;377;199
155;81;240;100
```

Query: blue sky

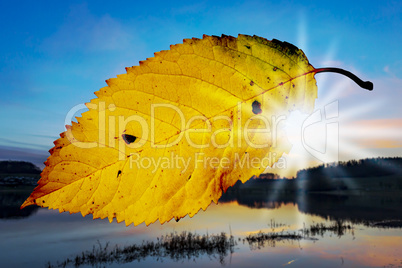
0;0;401;170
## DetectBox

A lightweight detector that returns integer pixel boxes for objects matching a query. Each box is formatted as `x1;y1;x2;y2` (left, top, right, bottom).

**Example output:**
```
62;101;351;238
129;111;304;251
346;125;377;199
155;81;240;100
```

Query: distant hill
0;160;41;174
0;161;41;186
296;157;402;180
224;157;402;193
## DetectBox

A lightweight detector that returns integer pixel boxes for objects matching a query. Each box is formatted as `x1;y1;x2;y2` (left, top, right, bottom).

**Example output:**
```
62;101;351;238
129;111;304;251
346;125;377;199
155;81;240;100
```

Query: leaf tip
20;198;34;209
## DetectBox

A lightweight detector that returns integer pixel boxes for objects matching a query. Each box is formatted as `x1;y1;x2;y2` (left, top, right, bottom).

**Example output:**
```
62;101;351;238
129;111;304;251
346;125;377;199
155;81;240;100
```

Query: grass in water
47;220;357;267
46;231;235;268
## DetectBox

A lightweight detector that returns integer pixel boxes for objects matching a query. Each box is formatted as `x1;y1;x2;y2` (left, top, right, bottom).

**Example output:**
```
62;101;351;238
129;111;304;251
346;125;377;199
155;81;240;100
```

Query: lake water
0;189;401;268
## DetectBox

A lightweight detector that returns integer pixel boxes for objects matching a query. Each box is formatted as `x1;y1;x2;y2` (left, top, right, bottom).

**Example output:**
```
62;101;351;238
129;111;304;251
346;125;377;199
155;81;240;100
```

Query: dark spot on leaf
279;82;283;86
42;200;45;203
92;201;94;204
122;134;137;144
273;67;278;71
117;170;122;177
252;100;262;114
250;80;254;86
245;45;250;49
175;217;180;222
187;175;192;181
272;39;299;55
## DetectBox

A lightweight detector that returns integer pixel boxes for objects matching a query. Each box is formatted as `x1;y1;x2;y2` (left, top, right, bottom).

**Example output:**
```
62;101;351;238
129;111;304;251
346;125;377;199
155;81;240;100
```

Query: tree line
296;157;402;180
0;161;41;174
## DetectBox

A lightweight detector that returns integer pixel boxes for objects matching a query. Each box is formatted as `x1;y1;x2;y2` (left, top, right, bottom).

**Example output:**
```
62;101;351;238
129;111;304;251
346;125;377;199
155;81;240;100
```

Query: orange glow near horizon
343;118;402;149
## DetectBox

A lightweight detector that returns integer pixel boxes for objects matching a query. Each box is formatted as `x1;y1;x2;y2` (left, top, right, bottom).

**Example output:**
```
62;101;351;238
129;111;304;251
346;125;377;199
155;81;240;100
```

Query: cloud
0;137;50;151
0;145;48;169
40;3;132;55
170;2;207;15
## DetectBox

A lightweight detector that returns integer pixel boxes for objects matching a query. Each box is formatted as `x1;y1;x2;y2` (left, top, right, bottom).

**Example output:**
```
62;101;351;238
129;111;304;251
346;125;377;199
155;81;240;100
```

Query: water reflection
219;190;402;225
0;187;39;219
3;184;401;227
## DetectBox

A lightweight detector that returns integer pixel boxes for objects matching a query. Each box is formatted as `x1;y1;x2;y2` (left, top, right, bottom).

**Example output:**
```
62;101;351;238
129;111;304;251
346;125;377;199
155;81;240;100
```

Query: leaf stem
313;67;373;91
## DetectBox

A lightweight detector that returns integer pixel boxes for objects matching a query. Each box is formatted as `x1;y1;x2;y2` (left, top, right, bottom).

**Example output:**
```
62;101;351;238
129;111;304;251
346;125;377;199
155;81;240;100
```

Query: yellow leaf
21;34;318;226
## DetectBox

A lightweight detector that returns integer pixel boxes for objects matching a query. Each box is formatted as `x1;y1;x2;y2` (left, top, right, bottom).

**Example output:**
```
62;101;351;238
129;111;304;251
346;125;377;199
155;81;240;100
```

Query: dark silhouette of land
226;157;402;192
0;160;41;175
0;160;41;186
295;157;402;191
1;157;401;223
220;157;402;225
0;161;41;219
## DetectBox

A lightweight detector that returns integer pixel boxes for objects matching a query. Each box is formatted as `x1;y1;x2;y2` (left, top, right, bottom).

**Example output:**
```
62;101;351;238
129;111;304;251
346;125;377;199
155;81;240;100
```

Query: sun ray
297;11;308;55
